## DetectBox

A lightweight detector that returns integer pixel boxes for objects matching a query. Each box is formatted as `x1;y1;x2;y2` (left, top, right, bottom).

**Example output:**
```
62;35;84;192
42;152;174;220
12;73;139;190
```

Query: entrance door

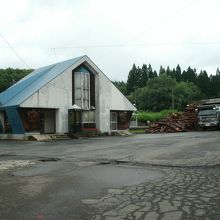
0;120;3;133
68;110;81;133
110;112;117;130
44;111;55;133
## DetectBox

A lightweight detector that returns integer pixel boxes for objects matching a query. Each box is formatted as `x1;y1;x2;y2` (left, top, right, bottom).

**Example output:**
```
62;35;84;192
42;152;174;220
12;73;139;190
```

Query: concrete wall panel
21;68;73;133
110;84;136;111
98;73;111;132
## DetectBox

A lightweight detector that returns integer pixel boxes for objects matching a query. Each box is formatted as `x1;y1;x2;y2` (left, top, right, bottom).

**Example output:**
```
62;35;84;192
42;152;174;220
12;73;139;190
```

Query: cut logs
146;104;198;133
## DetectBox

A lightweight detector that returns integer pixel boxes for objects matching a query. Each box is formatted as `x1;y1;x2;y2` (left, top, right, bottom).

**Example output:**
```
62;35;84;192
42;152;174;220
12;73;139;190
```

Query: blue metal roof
0;55;85;107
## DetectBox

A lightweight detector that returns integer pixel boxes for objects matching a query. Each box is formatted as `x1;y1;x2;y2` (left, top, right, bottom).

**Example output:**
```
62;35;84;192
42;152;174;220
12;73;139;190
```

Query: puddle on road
50;164;165;201
12;162;164;203
14;163;163;187
75;164;164;188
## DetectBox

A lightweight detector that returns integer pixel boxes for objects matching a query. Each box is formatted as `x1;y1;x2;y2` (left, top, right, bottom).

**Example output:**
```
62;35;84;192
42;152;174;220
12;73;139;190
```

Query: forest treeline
114;64;220;111
0;68;33;92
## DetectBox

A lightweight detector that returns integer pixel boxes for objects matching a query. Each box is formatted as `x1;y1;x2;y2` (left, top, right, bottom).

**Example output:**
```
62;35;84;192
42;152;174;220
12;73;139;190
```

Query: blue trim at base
5;107;25;134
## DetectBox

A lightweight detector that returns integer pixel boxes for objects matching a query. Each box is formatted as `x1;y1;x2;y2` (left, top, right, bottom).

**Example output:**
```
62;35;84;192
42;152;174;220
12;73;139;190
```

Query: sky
0;0;220;81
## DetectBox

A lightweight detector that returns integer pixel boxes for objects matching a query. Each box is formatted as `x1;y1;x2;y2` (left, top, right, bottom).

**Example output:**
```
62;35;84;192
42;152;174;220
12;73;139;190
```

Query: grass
129;128;146;134
132;109;176;123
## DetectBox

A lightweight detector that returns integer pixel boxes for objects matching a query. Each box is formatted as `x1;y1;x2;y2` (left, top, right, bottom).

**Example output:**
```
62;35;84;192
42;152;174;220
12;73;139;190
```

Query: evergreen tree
140;64;148;87
159;66;166;75
210;68;220;97
153;70;158;78
137;66;143;88
182;67;197;84
113;81;127;95
148;64;157;78
166;66;172;77
175;64;182;82
126;64;140;94
196;70;210;97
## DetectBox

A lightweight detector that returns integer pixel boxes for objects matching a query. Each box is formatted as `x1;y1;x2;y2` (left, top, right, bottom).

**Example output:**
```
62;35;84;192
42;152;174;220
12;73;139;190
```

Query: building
0;55;136;139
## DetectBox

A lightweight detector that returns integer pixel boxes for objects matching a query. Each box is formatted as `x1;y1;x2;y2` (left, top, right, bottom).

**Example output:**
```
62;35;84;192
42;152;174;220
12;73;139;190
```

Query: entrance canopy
69;104;81;110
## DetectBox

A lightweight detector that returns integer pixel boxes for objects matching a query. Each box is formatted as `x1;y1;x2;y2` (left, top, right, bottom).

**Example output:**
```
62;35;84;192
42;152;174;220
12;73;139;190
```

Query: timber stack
146;104;198;133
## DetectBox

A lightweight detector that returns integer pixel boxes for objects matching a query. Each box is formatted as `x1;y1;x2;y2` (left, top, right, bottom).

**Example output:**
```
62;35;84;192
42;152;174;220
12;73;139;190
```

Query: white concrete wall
97;74;136;132
97;73;111;132
95;74;100;131
84;57;136;132
21;68;72;133
110;84;136;111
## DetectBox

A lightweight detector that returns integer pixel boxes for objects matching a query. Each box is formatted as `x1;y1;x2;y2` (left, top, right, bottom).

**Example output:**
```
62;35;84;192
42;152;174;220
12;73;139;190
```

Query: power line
0;32;30;68
51;41;220;49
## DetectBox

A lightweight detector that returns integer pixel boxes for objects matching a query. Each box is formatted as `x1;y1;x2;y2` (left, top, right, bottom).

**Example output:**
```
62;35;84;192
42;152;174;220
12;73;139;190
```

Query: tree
196;70;210;97
113;81;127;95
0;68;32;92
126;64;140;94
128;75;204;111
135;75;177;111
210;68;220;97
140;64;148;87
175;64;182;82
174;82;204;110
148;64;157;79
182;66;197;84
159;66;166;76
166;66;172;77
127;63;156;94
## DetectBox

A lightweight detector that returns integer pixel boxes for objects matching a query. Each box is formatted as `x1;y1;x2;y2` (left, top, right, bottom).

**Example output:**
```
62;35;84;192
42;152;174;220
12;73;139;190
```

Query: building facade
0;56;136;138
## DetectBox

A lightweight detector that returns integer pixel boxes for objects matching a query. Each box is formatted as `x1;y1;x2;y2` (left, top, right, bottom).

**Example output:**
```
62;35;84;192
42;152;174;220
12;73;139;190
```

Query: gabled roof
0;55;136;112
0;55;85;107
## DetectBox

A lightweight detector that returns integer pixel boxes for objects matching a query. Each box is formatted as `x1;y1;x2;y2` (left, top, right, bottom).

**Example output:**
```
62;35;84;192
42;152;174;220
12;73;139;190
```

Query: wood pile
146;104;198;133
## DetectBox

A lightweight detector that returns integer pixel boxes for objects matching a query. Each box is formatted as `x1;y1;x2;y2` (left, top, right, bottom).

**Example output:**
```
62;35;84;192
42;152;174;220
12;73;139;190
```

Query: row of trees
0;68;32;92
114;64;220;111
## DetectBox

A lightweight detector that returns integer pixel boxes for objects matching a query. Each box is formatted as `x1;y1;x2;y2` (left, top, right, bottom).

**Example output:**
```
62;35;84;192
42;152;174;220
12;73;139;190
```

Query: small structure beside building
0;55;136;139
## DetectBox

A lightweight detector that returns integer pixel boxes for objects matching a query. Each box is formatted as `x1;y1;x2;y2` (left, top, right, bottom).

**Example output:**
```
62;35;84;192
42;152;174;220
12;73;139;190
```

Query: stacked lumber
146;104;198;133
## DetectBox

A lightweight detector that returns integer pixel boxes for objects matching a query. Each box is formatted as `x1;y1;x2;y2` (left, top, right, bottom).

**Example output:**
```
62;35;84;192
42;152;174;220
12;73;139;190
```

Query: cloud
0;0;220;81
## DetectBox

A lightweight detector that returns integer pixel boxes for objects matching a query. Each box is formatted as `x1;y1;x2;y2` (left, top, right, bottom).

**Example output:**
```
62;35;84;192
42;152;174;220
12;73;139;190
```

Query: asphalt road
0;131;220;220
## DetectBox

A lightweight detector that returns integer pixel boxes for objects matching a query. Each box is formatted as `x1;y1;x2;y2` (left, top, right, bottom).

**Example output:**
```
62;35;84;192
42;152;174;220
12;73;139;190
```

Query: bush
132;109;176;123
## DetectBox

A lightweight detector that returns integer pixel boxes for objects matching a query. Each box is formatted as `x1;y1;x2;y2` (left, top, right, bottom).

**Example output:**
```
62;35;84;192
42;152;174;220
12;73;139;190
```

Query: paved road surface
0;131;220;219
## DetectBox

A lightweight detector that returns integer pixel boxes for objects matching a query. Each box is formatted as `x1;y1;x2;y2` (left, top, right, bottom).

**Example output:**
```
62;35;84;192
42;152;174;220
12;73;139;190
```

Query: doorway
68;109;82;133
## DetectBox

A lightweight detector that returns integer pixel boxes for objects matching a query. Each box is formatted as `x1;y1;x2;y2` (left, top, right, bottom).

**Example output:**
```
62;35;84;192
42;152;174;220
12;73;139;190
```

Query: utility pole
171;85;175;112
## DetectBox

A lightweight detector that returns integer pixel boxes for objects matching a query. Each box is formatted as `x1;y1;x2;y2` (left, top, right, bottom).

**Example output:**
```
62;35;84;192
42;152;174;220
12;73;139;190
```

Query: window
82;111;95;123
110;112;117;130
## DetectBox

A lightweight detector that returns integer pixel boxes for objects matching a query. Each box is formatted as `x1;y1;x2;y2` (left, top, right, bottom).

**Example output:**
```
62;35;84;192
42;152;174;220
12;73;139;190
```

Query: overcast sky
0;0;220;81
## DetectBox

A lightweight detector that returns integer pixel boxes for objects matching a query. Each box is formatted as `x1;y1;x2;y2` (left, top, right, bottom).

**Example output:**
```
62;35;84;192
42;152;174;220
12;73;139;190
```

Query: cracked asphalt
83;167;220;220
0;131;220;220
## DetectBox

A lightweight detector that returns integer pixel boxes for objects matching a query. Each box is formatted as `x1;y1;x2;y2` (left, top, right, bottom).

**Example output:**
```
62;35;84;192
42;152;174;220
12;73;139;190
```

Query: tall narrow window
74;72;90;109
110;112;117;130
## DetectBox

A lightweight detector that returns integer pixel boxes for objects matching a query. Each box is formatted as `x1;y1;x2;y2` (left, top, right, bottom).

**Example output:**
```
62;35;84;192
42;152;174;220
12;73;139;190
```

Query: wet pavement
0;131;220;219
83;167;220;220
